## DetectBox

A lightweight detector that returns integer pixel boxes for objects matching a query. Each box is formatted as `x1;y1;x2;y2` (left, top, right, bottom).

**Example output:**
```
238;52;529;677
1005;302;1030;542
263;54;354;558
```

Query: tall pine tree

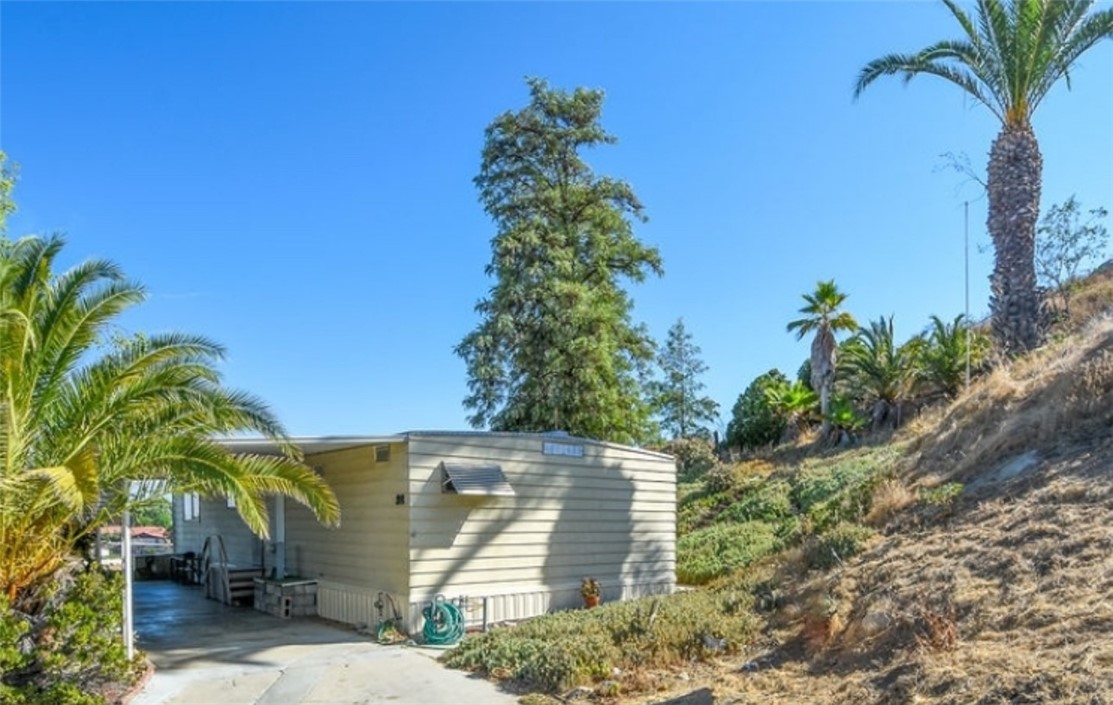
456;79;663;444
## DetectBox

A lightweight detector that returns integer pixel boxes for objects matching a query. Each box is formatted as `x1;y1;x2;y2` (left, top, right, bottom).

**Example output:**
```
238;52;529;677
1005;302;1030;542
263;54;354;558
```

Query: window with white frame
183;493;201;521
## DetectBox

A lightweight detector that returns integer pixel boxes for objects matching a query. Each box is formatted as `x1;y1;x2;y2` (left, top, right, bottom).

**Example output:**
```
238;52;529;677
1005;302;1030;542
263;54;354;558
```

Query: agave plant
0;235;340;604
856;0;1113;355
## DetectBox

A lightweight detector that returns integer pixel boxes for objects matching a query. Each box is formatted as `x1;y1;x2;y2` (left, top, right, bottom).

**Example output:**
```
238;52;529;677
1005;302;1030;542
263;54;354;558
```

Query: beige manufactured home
173;431;676;632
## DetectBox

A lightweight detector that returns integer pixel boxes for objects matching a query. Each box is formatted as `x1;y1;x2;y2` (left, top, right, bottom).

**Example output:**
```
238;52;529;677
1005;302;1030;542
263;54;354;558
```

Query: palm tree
918;314;992;397
841;316;920;429
855;0;1113;356
0;235;340;605
786;280;858;426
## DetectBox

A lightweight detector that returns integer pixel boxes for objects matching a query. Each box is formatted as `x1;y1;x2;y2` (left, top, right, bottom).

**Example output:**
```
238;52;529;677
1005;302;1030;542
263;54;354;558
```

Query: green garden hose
422;595;464;646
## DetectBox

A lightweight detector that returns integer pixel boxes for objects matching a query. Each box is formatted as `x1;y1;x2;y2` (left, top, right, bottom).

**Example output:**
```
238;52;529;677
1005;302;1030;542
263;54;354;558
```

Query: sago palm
841;316;920;428
0;235;340;604
786;280;858;423
764;379;819;437
855;0;1113;355
918;314;992;397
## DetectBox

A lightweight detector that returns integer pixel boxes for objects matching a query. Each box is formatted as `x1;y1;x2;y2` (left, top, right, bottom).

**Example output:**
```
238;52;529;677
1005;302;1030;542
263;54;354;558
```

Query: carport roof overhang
216;435;406;456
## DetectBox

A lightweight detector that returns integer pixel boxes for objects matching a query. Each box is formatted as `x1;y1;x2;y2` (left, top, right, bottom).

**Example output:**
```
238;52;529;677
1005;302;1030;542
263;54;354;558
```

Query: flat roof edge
215;431;674;461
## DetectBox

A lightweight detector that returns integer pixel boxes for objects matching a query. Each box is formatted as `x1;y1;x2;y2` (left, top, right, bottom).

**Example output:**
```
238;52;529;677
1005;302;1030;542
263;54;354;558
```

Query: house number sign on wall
541;441;585;457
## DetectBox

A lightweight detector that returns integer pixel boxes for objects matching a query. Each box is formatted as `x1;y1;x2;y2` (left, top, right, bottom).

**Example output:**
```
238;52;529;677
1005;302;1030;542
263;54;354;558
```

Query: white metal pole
965;201;971;390
121;489;135;660
274;495;286;580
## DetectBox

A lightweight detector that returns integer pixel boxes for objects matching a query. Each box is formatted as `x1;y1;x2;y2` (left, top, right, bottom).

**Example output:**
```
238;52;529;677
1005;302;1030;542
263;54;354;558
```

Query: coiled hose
422;595;464;646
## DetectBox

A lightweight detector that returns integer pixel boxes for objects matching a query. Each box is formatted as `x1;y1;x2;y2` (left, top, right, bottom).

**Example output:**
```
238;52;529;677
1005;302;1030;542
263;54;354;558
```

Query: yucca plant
855;0;1113;355
0;234;340;606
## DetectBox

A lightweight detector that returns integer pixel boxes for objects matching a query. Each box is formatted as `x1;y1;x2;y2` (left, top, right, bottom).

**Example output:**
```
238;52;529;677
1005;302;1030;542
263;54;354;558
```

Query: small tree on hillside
649;319;719;439
726;369;789;451
1036;196;1109;317
796;359;813;390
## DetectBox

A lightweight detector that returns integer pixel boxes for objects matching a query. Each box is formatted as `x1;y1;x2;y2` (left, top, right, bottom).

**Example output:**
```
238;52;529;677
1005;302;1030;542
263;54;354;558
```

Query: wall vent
375;444;391;463
440;462;515;496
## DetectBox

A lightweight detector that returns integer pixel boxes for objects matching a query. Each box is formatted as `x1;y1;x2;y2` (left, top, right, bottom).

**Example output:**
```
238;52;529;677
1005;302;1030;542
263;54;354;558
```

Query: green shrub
0;599;29;674
703;463;738;494
718;479;793;525
514;629;617;691
677;521;782;585
792;455;884;531
664;438;719;480
804;524;875;571
443;591;759;693
677;488;732;535
0;569;133;705
921;482;964;506
726;369;789;451
703;458;776;494
0;682;106;705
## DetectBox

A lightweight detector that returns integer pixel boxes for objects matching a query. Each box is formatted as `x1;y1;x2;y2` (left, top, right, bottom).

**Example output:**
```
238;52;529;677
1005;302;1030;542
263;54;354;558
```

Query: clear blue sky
2;2;1111;437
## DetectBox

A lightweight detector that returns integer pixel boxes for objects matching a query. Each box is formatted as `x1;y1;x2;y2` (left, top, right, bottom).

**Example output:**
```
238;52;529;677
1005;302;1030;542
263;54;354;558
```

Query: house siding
171;433;674;635
171;495;262;567
405;434;676;627
284;444;410;626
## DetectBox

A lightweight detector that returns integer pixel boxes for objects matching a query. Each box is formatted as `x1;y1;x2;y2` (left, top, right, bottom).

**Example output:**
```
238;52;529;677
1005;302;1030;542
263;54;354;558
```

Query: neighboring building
173;431;676;632
100;525;173;557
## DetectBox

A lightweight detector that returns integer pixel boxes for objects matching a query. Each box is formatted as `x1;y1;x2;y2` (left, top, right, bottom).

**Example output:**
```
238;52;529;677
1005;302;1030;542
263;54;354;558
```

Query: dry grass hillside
447;268;1113;705
631;280;1113;704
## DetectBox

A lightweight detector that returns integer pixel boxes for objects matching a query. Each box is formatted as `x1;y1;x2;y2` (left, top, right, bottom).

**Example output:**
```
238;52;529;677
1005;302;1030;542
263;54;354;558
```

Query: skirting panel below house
317;580;402;630
408;579;675;634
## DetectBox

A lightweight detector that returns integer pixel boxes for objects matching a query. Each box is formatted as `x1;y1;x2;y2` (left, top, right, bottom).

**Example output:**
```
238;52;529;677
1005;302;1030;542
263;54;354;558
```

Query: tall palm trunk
810;327;836;432
987;123;1044;355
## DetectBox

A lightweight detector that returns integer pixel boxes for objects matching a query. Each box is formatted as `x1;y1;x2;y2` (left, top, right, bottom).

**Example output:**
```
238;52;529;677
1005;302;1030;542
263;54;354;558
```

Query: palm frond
942;0;983;47
1031;5;1113;112
0;235;340;601
857;0;1111;127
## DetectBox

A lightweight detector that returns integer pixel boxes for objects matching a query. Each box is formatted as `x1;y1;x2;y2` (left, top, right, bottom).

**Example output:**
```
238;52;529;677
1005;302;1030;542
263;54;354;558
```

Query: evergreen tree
649;319;719;439
456;79;663;444
726;369;789;451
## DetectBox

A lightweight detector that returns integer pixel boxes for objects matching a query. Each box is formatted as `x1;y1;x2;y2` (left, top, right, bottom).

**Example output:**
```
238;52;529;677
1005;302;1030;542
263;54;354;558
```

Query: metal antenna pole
965;201;971;390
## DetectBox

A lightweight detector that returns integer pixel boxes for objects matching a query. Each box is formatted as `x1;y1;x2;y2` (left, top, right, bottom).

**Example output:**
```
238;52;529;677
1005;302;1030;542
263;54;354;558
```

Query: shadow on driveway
130;581;517;705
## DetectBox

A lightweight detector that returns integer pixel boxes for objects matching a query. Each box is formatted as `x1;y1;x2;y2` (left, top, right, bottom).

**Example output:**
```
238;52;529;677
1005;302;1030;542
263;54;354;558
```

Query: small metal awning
439;462;515;496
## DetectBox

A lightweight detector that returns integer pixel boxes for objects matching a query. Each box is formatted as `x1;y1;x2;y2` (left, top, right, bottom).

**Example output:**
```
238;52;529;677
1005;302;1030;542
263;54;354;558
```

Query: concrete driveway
129;582;518;705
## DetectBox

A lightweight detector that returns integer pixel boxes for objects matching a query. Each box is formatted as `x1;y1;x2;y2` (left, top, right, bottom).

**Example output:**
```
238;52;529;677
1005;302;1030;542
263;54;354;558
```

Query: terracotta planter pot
584;594;601;608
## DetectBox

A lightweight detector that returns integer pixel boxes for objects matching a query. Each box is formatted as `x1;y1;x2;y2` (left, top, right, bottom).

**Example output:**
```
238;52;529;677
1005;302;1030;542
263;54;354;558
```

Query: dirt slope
634;317;1113;705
